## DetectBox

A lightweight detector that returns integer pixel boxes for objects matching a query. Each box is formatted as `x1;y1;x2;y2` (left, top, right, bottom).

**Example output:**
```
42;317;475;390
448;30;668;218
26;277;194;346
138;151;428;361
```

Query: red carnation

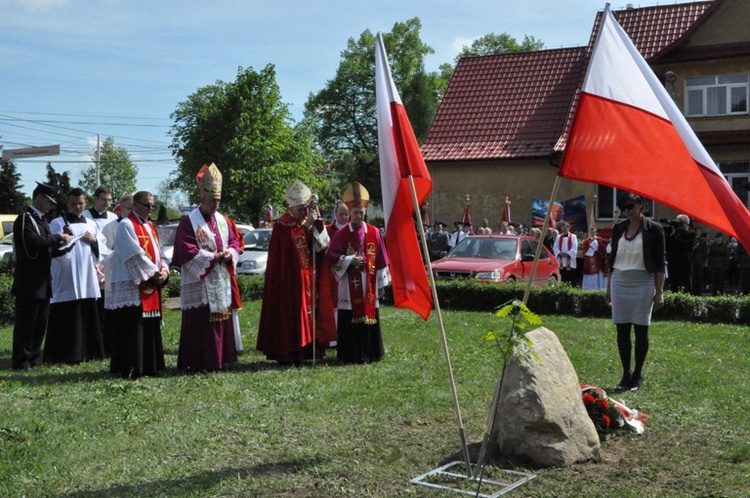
599;398;609;410
583;393;595;406
601;415;611;428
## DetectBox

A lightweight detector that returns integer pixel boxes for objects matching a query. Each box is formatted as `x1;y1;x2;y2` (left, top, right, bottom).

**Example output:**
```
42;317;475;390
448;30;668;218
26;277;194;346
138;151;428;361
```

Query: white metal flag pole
409;175;472;476
522;175;563;305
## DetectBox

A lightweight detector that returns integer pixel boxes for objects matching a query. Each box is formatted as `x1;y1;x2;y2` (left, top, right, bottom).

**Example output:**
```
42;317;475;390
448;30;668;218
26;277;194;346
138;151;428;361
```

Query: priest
173;163;240;371
327;182;390;364
257;180;330;365
45;188;106;364
105;191;169;378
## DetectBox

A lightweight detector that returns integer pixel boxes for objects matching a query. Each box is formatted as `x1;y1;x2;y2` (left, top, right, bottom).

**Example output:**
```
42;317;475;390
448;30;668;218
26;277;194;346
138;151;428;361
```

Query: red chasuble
257;212;320;360
315;223;340;343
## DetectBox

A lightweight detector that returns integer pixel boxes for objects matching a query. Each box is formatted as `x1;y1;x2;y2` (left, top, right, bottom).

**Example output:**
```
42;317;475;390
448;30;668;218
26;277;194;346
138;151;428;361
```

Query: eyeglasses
121;205;133;210
138;202;156;209
619;203;636;210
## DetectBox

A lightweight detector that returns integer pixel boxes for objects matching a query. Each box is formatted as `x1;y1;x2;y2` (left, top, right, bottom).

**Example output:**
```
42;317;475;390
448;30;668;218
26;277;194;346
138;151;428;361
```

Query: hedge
0;271;748;325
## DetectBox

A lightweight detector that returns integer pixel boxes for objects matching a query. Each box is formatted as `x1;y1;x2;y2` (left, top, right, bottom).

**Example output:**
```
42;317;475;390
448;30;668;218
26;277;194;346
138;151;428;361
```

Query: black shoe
615;371;632;391
628;376;644;391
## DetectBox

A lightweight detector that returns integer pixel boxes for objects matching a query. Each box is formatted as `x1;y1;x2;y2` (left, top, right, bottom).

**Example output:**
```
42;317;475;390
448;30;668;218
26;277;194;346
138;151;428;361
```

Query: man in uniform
11;182;71;370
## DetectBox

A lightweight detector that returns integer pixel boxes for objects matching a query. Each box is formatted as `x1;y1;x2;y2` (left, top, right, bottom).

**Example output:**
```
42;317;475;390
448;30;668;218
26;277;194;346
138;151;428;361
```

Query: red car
429;235;560;286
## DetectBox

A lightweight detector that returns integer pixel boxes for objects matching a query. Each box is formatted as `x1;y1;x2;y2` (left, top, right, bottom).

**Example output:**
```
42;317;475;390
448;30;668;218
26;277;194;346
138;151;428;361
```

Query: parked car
0;233;14;264
429;235;560;286
157;221;253;274
236;228;272;275
0;214;18;238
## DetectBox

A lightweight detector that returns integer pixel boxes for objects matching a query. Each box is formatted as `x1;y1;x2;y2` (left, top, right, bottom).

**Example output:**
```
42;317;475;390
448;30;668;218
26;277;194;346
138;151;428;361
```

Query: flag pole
469;175;564;483
522;175;563;305
408;175;472;476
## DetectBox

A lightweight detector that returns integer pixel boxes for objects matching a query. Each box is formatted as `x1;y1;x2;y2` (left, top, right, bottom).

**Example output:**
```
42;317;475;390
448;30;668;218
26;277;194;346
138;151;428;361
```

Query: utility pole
95;134;101;186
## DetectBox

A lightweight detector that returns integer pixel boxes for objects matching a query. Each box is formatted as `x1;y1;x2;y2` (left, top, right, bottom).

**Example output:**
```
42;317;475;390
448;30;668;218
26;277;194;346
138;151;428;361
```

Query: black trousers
12;296;50;369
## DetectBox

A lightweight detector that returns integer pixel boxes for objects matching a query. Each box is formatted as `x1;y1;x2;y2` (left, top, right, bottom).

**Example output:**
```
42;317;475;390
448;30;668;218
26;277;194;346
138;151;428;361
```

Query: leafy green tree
169;65;329;223
304;18;438;201
45;162;72;216
79;136;138;202
0;160;26;213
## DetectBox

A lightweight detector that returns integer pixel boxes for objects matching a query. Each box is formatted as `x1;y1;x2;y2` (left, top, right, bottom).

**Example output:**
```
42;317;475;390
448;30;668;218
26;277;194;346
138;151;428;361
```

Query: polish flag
375;33;433;320
560;6;750;251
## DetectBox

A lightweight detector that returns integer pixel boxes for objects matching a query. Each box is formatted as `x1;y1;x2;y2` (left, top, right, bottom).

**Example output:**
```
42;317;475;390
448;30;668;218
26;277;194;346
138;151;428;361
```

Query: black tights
616;323;649;380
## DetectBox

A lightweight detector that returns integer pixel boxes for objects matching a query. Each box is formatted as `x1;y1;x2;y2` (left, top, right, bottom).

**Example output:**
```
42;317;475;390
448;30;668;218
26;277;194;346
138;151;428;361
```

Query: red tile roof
423;1;715;162
422;47;586;161
594;1;714;60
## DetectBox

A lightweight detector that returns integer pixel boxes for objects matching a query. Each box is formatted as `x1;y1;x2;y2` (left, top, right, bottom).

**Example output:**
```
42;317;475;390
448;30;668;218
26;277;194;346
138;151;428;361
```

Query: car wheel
170;264;181;276
548;275;558;287
506;276;516;284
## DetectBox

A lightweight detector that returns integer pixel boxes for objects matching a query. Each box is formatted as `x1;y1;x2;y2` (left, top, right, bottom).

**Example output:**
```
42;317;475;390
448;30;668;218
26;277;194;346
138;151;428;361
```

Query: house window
595;186;654;220
685;74;749;117
718;161;750;209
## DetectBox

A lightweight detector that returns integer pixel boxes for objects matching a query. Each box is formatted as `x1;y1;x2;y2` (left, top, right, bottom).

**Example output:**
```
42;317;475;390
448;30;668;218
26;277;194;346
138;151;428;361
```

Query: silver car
236;228;272;275
158;221;254;275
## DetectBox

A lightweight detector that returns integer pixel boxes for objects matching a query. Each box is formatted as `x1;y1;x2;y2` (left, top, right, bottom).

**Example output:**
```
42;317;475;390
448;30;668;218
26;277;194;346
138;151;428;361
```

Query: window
595;186;654;220
686;74;749;117
718;161;750;209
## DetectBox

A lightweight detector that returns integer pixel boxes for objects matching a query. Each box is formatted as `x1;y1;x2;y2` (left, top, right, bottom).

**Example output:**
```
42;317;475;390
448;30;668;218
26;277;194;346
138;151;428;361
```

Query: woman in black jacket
605;193;666;391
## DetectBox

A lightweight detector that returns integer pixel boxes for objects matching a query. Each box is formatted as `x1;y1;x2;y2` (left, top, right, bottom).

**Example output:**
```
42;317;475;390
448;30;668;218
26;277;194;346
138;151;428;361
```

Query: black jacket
11;209;64;299
609;217;666;274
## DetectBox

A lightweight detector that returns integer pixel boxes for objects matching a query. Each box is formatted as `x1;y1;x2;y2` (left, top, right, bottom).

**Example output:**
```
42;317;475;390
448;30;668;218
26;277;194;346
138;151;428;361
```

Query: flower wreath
581;384;649;436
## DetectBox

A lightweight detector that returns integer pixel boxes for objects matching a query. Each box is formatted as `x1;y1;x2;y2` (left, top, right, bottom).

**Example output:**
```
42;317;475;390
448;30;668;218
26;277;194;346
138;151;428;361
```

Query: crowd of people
424;208;750;296
10;169;392;376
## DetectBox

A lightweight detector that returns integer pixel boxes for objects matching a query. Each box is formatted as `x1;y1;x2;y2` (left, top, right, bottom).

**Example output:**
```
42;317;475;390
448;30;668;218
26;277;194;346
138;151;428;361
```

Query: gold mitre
285;180;312;207
342;182;369;209
196;163;222;196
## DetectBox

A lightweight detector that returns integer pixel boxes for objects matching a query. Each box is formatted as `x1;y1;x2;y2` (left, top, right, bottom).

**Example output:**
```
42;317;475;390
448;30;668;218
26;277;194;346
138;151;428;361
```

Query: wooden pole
408;175;473;476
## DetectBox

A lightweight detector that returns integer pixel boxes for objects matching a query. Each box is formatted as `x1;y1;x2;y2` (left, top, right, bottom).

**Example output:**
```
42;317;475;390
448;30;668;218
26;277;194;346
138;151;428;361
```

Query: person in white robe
105;191;169;378
44;188;107;364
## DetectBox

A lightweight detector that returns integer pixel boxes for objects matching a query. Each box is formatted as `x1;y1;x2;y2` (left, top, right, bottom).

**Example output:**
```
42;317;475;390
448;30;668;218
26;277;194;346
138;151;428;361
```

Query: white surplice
49;217;104;304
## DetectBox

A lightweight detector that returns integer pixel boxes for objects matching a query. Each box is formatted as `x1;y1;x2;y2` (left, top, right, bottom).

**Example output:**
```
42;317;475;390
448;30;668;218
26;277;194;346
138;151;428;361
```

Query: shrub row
0;272;747;325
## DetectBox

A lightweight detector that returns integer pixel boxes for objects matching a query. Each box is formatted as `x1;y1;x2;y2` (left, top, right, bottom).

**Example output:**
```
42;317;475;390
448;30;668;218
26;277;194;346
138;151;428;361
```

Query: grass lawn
0;301;749;497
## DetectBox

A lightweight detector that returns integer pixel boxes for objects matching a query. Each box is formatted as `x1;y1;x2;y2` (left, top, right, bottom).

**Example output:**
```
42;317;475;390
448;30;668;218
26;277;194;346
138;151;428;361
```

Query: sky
0;0;649;202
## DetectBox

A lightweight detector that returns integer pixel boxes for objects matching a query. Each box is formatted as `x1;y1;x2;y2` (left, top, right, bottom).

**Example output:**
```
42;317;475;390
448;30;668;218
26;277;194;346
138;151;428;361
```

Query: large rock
494;326;600;467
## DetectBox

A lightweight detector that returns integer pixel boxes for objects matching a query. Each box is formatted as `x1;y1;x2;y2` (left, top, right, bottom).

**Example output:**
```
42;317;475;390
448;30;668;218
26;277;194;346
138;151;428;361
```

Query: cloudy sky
1;0;640;198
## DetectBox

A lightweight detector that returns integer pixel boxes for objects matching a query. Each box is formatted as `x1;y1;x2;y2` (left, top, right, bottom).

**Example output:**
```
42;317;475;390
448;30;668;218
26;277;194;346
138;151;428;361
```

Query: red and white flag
461;199;472;228
501;196;511;224
560;6;750;251
375;32;433;320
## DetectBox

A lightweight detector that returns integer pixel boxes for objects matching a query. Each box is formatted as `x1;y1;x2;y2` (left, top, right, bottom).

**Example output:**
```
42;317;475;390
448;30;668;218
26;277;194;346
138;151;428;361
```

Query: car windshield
158;225;178;246
244;230;271;251
449;237;518;260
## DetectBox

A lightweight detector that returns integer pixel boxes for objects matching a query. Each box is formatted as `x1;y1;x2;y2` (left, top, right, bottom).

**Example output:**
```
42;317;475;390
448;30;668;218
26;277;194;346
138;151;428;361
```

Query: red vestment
315;223;340;344
256;212;327;363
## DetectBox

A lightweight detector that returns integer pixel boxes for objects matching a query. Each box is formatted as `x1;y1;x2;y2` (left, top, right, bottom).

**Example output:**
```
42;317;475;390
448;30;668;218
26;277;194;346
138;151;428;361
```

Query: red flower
601;415;611;428
583;393;595;406
599;398;609;410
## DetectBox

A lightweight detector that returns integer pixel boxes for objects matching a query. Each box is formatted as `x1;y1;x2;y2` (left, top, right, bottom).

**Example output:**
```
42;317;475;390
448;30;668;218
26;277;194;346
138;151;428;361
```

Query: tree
45;162;73;215
304;18;438;201
169;65;330;224
0;160;26;213
79;136;138;202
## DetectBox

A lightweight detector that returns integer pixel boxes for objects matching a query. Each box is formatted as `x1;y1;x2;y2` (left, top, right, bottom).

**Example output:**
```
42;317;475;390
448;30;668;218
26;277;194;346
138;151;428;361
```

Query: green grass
0;303;749;497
